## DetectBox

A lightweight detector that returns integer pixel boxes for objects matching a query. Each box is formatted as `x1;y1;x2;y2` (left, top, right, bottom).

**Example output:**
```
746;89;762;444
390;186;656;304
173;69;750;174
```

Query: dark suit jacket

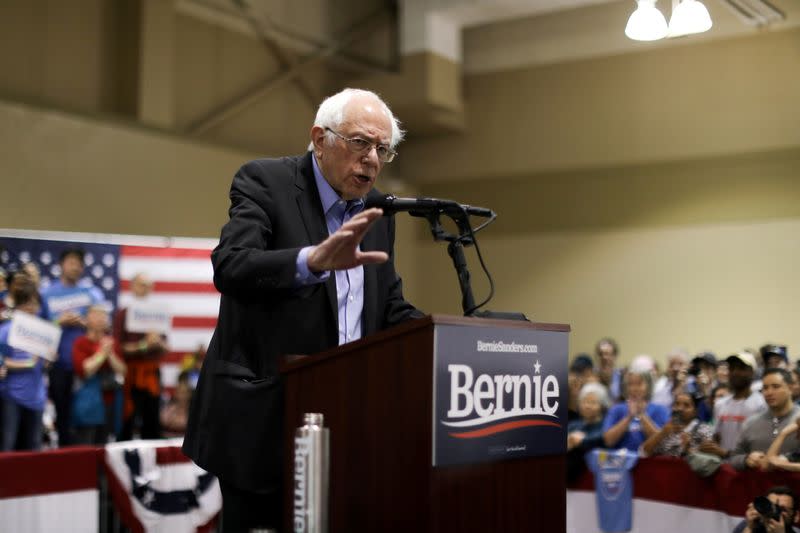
183;152;421;492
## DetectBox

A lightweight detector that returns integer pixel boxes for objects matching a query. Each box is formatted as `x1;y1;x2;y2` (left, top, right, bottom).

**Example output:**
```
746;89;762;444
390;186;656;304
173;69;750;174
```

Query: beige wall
0;99;251;237
396;27;800;364
397;28;800;181
406;146;800;361
406;215;800;365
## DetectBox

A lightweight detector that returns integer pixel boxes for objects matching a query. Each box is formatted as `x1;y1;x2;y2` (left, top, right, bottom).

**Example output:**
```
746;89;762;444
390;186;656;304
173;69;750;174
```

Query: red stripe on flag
173;316;218;328
155;446;192;465
120;245;212;259
163;351;190;364
120;280;218;293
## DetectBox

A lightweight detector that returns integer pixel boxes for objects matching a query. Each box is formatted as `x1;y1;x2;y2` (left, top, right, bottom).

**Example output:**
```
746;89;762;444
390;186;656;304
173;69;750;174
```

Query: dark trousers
48;365;74;446
1;398;43;451
219;479;281;532
120;387;161;440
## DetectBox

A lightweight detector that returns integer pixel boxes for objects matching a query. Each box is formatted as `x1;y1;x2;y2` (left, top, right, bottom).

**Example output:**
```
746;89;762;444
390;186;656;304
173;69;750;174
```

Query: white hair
578;382;611;410
306;88;404;151
629;354;656;373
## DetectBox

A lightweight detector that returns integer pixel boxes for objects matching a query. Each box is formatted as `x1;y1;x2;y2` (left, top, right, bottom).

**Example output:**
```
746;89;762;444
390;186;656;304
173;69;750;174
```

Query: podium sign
432;323;568;467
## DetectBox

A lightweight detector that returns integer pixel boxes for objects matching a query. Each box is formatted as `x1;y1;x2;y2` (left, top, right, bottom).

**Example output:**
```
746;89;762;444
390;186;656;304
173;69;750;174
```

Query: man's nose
363;144;381;164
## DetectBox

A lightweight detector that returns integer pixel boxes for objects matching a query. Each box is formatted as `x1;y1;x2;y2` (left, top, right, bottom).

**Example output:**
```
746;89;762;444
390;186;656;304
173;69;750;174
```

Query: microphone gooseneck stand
423;209;477;315
419;206;526;321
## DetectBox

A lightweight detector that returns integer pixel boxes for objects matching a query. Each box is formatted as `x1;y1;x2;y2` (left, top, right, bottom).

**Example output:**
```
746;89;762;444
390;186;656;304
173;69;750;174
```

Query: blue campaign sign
432;323;569;467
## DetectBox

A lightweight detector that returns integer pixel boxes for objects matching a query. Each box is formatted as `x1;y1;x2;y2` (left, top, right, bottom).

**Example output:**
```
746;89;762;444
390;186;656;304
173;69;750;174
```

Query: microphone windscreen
364;194;392;210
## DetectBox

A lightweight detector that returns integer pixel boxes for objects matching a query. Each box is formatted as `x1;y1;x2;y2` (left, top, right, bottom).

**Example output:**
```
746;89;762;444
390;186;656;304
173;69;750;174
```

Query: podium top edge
429;314;571;332
280;314;570;374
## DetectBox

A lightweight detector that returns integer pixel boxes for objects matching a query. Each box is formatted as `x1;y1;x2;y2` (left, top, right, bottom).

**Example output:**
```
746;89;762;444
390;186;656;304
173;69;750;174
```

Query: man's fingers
351;207;383;222
356;251;389;265
308;230;355;271
343;210;381;240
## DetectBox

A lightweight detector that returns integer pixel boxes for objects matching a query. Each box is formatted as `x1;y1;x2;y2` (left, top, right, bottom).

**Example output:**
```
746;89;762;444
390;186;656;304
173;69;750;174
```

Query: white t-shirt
713;392;767;451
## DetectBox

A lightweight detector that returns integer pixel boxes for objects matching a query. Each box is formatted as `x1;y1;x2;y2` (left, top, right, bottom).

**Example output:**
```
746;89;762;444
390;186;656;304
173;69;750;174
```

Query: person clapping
641;391;714;457
602;368;670;452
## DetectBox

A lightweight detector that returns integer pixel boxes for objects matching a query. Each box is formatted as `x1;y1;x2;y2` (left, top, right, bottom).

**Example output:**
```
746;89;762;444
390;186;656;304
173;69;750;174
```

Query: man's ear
310;125;326;153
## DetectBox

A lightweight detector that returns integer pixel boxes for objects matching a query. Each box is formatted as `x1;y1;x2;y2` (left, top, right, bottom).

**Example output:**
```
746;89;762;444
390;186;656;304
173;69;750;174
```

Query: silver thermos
293;413;329;533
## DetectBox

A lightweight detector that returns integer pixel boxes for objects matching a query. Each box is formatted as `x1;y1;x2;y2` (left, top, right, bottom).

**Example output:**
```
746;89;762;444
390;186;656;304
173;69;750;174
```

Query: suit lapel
361;188;384;336
295;152;338;329
361;224;378;336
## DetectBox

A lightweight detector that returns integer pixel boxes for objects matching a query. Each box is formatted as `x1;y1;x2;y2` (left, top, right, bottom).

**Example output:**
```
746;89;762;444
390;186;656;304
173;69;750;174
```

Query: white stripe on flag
118;257;214;282
168;328;215;352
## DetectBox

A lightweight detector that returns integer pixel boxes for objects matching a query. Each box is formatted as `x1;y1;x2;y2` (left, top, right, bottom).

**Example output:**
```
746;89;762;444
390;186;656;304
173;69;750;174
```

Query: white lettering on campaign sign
8;311;62;361
125;302;172;334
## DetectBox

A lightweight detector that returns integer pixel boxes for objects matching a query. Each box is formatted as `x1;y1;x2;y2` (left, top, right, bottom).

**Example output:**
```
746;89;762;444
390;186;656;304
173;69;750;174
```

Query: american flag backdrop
0;233;219;387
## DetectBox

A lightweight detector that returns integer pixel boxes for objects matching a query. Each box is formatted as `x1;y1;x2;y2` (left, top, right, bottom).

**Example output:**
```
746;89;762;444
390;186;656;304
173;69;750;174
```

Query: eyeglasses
325;127;397;163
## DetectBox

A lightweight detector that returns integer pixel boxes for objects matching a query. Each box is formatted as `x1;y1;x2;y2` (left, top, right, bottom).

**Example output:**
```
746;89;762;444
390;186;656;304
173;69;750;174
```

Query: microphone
364;194;494;218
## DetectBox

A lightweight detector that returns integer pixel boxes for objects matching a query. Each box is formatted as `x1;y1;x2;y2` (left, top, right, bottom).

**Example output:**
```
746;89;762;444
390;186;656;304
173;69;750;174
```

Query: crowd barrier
568;455;800;533
0;440;220;533
5;447;798;532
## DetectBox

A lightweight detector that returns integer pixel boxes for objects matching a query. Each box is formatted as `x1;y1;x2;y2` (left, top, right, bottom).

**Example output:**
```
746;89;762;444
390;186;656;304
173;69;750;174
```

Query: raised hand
307;208;389;272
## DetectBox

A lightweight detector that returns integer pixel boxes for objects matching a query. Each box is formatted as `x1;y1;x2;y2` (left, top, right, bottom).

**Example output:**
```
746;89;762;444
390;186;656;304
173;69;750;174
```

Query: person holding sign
41;248;104;446
72;304;127;444
113;272;168;440
0;279;50;451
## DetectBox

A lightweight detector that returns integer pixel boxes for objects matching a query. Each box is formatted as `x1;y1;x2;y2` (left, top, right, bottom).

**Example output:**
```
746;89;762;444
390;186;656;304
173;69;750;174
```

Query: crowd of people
568;337;800;531
0;248;201;451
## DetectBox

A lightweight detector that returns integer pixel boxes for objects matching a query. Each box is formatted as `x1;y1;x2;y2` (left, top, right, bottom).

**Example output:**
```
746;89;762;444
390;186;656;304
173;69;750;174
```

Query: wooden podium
282;314;569;532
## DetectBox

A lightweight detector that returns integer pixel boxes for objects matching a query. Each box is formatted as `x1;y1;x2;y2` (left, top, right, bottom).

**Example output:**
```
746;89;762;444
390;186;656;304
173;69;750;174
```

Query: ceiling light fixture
625;0;713;41
625;0;669;41
668;0;713;37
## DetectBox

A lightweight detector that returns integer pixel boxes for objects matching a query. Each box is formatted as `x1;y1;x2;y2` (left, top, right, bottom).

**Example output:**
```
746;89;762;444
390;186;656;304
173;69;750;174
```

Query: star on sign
534;360;542;374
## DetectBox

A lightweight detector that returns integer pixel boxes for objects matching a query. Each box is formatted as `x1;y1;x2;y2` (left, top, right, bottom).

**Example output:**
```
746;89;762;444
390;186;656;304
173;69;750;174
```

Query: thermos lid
303;412;324;426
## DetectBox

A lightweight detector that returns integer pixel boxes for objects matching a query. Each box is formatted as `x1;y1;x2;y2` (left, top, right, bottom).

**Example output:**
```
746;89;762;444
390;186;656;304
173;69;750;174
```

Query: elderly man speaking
183;88;423;532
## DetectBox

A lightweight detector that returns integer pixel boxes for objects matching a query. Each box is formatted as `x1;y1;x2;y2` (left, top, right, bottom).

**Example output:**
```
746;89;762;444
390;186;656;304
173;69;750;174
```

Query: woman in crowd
1;270;30;323
567;381;610;481
0;279;48;451
568;382;610;452
641;391;714;456
72;304;126;445
602;367;670;452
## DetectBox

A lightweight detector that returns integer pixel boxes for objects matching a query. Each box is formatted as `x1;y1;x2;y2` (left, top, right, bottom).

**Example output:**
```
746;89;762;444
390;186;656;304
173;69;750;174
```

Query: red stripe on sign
173;316;218;328
448;419;561;439
120;280;218;293
0;446;102;498
120;245;212;259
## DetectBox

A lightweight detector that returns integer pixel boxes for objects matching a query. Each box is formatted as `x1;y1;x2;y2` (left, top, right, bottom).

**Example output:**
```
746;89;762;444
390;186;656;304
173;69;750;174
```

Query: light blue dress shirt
294;154;365;346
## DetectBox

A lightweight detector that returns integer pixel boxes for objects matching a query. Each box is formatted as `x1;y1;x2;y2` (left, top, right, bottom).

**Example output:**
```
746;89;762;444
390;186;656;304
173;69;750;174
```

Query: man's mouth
356;174;372;184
